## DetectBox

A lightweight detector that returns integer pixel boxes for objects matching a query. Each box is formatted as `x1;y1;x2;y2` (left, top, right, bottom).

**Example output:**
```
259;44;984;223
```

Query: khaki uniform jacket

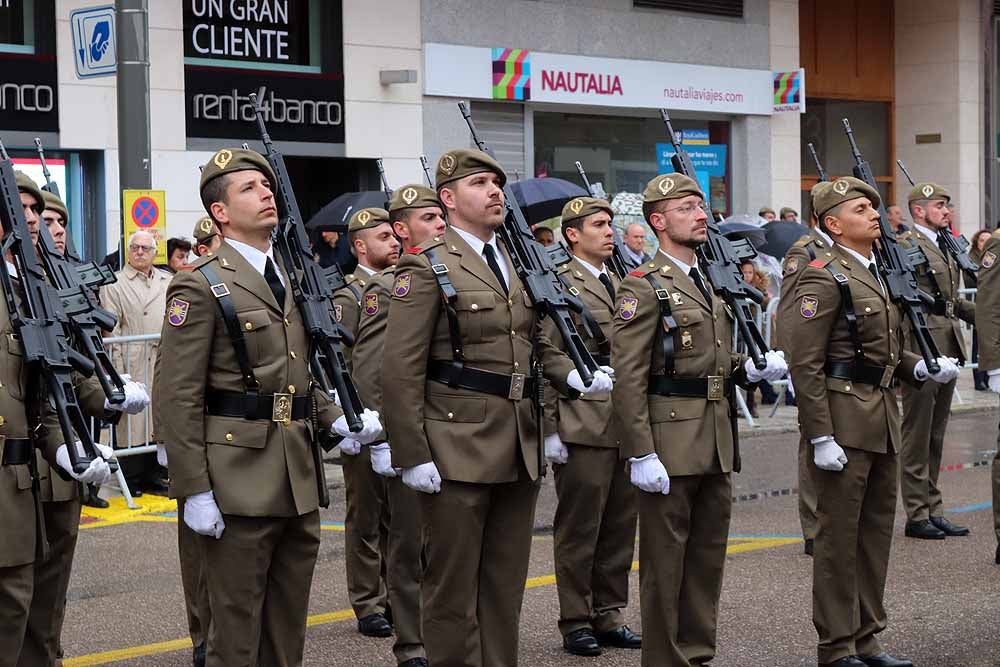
352;268;392;434
612;252;746;475
897;228;974;359
156;241;340;517
332;272;370;371
99;264;170;446
383;227;575;483
543;258;619;449
776;230;842;352
975;232;1000;371
785;251;921;453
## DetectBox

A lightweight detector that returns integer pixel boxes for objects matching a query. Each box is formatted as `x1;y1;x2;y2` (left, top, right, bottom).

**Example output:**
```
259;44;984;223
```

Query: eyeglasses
129;244;155;253
661;201;705;217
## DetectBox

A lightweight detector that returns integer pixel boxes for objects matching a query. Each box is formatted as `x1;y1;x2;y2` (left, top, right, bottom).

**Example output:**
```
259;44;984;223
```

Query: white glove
156;443;168;468
56;441;114;485
105;380;150;415
629;452;670;494
914;357;960;384
988;371;1000;393
338;437;361;456
745;350;788;383
370;443;397;477
813;436;848;472
567;368;614;394
183;491;225;539
544;433;568;465
332;408;382;444
401;462;442;494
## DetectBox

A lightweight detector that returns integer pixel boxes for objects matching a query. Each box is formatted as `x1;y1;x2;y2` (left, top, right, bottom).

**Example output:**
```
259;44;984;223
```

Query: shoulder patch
393;273;412;297
167;298;190;326
334;303;343;322
363;293;379;316
619;296;638;320
784;257;799;274
800;296;819;318
983;251;997;269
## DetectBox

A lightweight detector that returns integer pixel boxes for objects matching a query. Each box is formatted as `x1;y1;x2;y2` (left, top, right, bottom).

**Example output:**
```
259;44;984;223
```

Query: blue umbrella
507;177;590;225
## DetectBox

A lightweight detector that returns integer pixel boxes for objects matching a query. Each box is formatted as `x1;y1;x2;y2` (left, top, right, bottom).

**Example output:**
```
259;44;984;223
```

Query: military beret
758;207;776;217
199;148;277;194
389;184;440;213
348;207;390;233
779;207;797;218
815;177;882;219
14;171;44;213
642;173;704;204
435;149;507;190
561;196;613;225
907;182;950;203
42;190;68;223
192;216;218;243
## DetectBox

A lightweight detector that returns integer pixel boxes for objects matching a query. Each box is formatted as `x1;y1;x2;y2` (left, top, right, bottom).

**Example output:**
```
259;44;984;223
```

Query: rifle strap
197;265;260;408
555;273;611;359
345;281;363;306
643;273;678;377
424;248;465;382
824;265;867;364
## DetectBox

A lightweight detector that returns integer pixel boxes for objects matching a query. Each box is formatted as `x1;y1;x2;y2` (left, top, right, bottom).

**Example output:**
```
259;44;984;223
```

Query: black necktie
483;244;509;295
689;267;712;304
264;257;286;306
598;272;616;301
867;263;884;295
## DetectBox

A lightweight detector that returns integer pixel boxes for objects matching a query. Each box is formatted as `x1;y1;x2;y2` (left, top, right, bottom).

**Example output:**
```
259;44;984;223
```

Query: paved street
62;395;1000;667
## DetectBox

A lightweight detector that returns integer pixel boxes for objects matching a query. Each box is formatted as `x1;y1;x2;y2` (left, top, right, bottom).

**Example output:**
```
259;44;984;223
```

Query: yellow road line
64;535;798;666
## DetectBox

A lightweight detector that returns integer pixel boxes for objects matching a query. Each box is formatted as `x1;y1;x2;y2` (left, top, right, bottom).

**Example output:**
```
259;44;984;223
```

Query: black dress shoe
82;491;109;509
192;642;206;667
398;659;428;667
860;652;913;667
804;538;814;556
904;519;945;540
824;657;866;666
563;628;601;656
594;625;641;648
930;515;970;536
995;543;999;565
357;612;393;638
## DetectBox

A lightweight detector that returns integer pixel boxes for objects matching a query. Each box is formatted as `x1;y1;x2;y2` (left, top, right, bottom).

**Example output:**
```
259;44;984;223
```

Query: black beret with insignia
435;148;506;190
199;148;277;194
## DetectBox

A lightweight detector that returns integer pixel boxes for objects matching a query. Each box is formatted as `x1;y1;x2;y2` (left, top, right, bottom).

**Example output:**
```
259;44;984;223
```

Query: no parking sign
122;190;167;265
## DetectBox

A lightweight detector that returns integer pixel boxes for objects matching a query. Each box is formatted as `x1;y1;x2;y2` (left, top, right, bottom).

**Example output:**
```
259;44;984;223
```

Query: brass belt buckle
945;300;955;318
707;376;724;401
508;373;526;401
272;393;293;424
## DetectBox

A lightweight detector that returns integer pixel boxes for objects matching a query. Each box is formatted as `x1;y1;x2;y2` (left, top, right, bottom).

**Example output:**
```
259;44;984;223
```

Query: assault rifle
33;139;125;406
0;140;110;473
249;92;364;434
896;159;979;278
375;158;392;209
808;143;828;182
659;109;768;369
459;102;599;386
842;119;941;373
574;161;629;280
420;156;434;187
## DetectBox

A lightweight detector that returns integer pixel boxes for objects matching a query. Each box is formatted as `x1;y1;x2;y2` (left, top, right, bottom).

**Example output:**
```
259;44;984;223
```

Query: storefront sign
0;54;59;132
773;69;805;113
428;43;775;115
655;143;728;205
184;0;310;66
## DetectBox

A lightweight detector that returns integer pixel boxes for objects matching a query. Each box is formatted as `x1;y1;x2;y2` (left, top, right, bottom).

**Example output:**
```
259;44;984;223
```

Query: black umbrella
306;191;389;232
759;220;811;258
719;216;767;249
507;177;589;225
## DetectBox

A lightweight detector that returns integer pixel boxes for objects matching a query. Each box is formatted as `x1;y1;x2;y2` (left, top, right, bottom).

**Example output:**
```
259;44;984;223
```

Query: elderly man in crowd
621;222;652;270
99;229;172;495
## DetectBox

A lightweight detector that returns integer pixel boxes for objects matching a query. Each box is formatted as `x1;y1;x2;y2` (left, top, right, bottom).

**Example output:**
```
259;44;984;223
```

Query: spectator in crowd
739;260;772;417
759;207;776;222
533;226;555;246
621;222;651;269
99;230;171;496
779;207;799;222
166;237;193;273
886;205;907;233
970;228;992;390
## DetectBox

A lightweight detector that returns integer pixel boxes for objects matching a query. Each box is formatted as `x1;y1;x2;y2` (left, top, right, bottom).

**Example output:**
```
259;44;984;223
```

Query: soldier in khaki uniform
896;183;974;539
384;149;614;667
193;216;223;257
543;197;640;657
333;206;399;638
612;174;786;667
155;148;383;666
784;177;959;667
778;181;843;556
352;184;446;667
973;229;1000;564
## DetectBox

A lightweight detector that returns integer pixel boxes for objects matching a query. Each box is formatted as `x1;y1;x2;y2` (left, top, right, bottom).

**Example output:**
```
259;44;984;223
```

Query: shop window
633;0;743;18
0;0;35;54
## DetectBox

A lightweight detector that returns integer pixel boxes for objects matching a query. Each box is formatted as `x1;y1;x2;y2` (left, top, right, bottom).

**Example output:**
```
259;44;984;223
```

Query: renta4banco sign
425;43;778;116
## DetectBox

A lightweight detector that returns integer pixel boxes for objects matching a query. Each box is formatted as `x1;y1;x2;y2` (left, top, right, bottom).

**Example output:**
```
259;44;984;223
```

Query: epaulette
189;251;219;268
808;257;832;269
628;261;659;278
406;235;445;255
897;229;914;240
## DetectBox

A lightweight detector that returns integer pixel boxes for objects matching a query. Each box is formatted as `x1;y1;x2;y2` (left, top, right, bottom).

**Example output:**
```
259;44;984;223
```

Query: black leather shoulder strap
643;272;678;376
424;248;465;381
197;264;260;395
823;264;866;363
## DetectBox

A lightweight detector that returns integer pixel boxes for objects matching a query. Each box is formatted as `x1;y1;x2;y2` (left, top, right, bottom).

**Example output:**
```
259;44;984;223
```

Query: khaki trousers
553;444;637;636
18;497;80;667
993;410;1000;542
813;448;896;664
420;477;540;667
637;473;732;667
798;436;818;540
177;501;212;649
0;561;33;667
203;510;320;667
342;447;390;618
386;476;425;663
900;376;956;521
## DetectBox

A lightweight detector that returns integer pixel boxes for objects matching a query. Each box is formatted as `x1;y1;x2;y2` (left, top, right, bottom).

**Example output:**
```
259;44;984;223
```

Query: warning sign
122;190;167;265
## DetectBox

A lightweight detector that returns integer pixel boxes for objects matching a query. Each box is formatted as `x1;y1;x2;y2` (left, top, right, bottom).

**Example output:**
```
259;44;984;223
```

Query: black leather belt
648;375;732;400
428;360;537;400
824;360;895;388
206;390;310;423
1;438;32;466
